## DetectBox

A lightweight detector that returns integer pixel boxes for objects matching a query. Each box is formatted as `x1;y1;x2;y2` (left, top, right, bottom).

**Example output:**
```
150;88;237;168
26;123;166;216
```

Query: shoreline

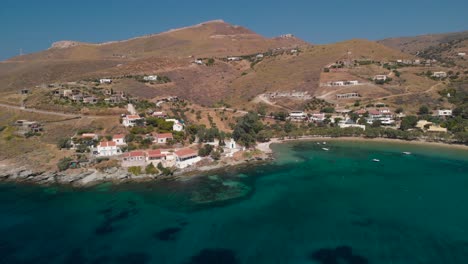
1;136;466;188
257;136;468;153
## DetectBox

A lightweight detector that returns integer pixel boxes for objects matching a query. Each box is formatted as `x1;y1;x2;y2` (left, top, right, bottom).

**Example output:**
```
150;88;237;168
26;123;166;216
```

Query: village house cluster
13;120;43;136
51;81;130;105
287;104;455;133
65;105;244;174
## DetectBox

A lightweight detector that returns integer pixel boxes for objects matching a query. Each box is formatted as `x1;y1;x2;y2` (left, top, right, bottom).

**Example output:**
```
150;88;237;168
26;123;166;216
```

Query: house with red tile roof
96;141;121;157
152;133;174;144
121;151;146;167
174;148;201;168
146;150;166;166
122;115;143;127
112;134;127;146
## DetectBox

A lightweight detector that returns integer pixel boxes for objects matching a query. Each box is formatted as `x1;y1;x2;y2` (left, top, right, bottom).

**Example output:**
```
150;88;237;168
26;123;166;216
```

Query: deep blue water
1;141;468;263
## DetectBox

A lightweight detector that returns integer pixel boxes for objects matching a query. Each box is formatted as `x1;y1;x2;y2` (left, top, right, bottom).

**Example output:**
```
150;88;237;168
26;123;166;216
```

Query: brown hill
6;20;307;62
378;31;468;54
229;39;413;104
0;20;308;94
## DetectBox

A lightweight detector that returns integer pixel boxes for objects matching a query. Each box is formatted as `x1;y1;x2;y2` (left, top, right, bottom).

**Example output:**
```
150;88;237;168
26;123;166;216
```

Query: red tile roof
113;134;125;139
368;110;381;115
100;141;117;147
126;115;141;119
355;109;367;115
175;148;197;158
81;133;97;138
147;150;166;158
122;151;145;158
156;133;173;139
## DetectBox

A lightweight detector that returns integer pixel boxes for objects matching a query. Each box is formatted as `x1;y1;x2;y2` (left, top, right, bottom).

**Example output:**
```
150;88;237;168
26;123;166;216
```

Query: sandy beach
257;136;468;153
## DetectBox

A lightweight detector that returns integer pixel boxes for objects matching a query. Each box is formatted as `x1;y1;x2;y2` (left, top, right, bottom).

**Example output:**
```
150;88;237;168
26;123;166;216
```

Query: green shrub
128;166;142;176
145;163;159;175
57;157;73;171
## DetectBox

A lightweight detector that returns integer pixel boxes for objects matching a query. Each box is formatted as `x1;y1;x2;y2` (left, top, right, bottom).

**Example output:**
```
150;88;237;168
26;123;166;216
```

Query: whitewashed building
175;148;201;169
437;109;452;117
122;115;143;127
289;111;307;120
97;141;121;157
112;134;126;146
374;75;387;81
143;75;158;81
432;72;447;78
99;79;112;84
166;119;184;132
153;133;174;144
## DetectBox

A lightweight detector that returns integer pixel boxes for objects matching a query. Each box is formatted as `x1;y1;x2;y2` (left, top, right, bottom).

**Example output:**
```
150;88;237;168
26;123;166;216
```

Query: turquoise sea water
1;141;468;263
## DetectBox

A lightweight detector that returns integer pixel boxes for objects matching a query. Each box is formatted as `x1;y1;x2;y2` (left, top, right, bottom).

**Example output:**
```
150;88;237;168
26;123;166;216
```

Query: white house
99;79;112;84
374;75;387;81
166;119;184;132
152;111;167;118
97;141;121;157
346;80;359;85
153;133;174;144
143;75;158;81
310;113;326;122
175;148;201;169
227;57;241;61
330;81;345;86
112;134;126;146
432;72;447;78
338;120;366;130
122;115;143;127
458;52;466;57
289;111;307;120
437;109;452;117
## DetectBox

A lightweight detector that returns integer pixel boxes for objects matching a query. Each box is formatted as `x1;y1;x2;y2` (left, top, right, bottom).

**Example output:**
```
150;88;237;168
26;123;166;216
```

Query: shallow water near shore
1;140;468;263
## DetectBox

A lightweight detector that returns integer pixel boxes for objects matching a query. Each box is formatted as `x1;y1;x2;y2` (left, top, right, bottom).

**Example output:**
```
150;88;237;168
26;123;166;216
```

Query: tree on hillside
418;106;430;115
233;112;263;147
400;116;418;131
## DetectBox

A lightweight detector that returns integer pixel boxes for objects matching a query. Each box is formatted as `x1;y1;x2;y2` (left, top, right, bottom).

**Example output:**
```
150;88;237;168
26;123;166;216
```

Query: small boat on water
322;148;329;151
372;159;380;162
323;142;327;145
402;152;411;155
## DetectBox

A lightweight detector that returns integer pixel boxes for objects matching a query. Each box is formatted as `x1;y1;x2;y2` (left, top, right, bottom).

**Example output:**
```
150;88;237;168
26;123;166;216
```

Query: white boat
322;148;329;151
402;152;411;155
372;159;380;162
323;142;327;145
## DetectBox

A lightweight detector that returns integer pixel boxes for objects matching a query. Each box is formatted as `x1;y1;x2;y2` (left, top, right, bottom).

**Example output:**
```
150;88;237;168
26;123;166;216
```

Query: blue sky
1;0;467;60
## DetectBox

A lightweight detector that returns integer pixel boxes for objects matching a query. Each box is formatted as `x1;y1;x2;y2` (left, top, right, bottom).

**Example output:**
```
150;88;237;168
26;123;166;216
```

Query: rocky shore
0;151;274;187
0;165;135;187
